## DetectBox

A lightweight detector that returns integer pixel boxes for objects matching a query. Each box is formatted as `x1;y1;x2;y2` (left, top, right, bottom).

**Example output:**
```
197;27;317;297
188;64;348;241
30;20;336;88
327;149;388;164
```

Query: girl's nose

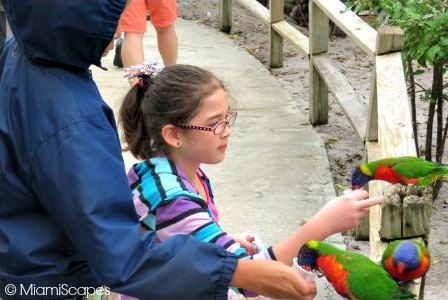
221;122;231;137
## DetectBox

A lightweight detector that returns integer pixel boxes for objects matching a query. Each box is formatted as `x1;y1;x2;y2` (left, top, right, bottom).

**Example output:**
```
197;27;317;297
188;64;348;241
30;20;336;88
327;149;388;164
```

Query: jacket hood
2;0;126;69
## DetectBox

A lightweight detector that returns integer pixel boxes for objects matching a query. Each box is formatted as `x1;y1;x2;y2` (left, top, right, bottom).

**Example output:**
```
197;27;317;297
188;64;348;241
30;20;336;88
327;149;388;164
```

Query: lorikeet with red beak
381;240;431;282
297;240;416;300
351;156;448;190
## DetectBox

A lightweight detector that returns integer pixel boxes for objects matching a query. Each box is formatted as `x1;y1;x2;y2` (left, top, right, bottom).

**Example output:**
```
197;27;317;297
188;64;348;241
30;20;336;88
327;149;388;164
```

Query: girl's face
177;87;233;167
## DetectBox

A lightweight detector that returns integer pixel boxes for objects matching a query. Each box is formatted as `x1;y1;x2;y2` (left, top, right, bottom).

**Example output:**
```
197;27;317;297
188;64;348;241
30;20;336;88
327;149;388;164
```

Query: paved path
93;18;341;299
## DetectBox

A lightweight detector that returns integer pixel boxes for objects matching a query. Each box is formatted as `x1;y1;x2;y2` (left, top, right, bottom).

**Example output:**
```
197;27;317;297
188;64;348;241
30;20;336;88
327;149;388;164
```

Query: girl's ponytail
118;80;153;160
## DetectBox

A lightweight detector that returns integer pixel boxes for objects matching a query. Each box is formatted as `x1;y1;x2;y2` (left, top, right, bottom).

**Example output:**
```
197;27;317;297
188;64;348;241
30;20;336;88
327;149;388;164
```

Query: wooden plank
309;63;328;125
366;148;425;299
218;0;233;33
365;140;381;162
402;194;431;238
309;1;329;125
369;180;389;261
376;25;405;55
366;69;378;141
235;0;269;24
269;28;283;67
364;140;380;242
355;141;380;240
354;214;369;240
309;0;329;55
379;191;402;240
272;20;309;56
270;0;284;23
376;52;417;157
313;0;377;57
312;53;368;140
269;0;284;67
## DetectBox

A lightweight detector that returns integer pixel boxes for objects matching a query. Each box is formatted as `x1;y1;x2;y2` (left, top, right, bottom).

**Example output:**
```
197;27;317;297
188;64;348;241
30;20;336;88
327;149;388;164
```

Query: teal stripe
140;176;162;209
135;157;203;213
153;157;172;172
141;214;156;231
233;248;247;257
194;223;222;242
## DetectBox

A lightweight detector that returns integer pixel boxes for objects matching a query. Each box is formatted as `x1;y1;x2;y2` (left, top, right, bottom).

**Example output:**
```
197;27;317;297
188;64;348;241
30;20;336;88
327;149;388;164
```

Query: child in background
119;0;178;86
118;63;382;298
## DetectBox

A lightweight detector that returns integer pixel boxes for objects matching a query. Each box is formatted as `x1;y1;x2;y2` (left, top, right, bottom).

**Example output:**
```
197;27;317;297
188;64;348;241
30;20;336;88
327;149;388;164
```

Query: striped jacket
127;157;275;296
128;157;276;259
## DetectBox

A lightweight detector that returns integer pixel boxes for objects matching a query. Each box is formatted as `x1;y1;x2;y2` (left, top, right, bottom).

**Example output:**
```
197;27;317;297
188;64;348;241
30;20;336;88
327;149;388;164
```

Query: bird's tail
393;288;416;299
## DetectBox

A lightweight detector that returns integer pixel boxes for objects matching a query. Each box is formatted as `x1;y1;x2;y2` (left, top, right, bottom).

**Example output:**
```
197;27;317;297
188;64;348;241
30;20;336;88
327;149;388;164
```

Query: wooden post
366;25;404;142
269;0;284;67
379;185;403;240
368;25;428;298
309;0;329;125
366;72;378;142
375;25;405;55
219;0;233;33
402;186;432;238
354;213;370;240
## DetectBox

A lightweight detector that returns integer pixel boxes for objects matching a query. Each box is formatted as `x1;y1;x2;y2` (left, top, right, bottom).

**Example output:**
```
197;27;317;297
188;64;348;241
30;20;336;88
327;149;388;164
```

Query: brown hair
118;64;225;160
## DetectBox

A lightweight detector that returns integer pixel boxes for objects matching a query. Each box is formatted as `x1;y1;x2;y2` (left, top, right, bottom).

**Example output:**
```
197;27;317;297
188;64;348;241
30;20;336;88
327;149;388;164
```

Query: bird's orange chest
317;254;353;298
385;253;430;281
374;166;404;184
374;166;418;184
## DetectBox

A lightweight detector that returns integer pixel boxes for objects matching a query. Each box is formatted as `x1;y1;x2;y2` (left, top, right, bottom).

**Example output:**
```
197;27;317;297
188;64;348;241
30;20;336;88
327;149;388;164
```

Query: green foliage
347;0;448;67
347;0;448;166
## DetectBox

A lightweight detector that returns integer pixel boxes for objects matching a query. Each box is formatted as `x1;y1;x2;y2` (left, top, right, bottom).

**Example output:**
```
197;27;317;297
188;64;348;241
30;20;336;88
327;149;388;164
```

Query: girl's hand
231;259;317;300
311;189;383;236
229;233;258;255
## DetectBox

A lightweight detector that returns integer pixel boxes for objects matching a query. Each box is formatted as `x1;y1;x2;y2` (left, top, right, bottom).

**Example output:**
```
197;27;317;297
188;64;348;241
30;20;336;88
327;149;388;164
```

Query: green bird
297;240;416;300
351;156;448;190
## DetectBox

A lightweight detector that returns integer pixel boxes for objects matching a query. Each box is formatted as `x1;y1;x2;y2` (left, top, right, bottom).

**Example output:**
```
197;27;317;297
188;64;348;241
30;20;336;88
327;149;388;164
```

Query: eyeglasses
177;111;237;135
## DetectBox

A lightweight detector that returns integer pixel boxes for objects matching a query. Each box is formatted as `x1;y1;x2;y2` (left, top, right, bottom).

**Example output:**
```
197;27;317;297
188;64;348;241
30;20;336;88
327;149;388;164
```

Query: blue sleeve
29;116;238;300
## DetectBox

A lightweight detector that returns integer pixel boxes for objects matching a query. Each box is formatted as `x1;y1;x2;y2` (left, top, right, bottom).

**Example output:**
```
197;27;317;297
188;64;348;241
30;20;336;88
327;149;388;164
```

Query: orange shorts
119;0;178;33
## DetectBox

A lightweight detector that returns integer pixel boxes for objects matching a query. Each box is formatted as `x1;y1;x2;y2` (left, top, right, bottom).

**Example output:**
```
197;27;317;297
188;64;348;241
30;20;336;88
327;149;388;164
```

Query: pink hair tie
137;78;145;88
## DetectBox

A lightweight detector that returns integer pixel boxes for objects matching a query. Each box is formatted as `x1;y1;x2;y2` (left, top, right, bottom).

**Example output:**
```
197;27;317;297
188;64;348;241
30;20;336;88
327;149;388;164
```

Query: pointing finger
343;189;368;200
357;196;383;209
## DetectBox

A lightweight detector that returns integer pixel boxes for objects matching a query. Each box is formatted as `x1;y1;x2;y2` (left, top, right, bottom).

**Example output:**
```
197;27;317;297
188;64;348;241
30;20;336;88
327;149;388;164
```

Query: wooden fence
219;0;430;298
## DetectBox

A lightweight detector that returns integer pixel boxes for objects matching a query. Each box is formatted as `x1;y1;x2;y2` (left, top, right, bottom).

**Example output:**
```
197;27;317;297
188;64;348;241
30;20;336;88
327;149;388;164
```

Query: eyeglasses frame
176;111;237;135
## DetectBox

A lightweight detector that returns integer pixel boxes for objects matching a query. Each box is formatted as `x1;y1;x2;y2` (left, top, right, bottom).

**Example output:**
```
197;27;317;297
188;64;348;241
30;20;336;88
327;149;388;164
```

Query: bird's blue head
297;242;318;270
394;241;421;271
351;166;372;190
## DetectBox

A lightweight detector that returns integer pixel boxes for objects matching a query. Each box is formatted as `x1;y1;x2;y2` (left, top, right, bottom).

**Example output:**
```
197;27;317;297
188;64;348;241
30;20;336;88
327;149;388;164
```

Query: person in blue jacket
0;1;317;299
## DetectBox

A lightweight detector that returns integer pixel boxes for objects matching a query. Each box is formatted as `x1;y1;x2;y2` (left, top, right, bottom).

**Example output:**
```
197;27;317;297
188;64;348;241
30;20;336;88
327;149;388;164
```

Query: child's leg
153;25;178;66
121;32;145;67
148;0;178;66
119;0;148;85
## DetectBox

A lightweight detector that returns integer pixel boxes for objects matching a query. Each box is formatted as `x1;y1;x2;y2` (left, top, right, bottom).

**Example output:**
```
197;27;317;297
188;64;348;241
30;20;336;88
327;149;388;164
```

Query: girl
118;63;382;299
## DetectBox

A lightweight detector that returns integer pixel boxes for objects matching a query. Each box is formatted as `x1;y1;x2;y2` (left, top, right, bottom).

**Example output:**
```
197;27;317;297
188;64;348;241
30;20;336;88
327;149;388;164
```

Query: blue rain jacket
0;1;237;299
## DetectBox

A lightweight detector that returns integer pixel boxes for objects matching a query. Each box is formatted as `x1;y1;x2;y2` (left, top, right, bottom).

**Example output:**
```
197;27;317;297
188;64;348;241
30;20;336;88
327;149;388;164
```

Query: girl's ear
162;124;182;148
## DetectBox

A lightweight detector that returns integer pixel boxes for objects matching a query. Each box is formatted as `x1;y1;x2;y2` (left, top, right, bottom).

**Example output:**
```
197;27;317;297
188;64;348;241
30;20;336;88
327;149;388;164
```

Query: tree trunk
431;62;445;199
406;56;419;155
425;99;436;162
434;62;444;163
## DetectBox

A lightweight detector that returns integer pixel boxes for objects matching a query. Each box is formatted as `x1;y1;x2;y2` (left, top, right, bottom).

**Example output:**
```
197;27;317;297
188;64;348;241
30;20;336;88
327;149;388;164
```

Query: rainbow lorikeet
381;240;431;282
297;240;416;300
351;156;448;190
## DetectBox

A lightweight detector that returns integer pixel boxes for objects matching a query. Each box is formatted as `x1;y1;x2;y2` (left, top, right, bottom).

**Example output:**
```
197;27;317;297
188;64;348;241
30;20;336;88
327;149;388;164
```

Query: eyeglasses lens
213;112;237;135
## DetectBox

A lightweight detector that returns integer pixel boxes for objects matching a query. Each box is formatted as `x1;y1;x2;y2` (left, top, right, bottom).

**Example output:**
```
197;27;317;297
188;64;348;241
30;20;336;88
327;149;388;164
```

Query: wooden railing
219;0;429;298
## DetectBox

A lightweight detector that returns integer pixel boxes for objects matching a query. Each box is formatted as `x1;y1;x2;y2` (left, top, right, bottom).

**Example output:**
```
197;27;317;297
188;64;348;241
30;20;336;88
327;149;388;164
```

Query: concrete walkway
93;18;341;299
